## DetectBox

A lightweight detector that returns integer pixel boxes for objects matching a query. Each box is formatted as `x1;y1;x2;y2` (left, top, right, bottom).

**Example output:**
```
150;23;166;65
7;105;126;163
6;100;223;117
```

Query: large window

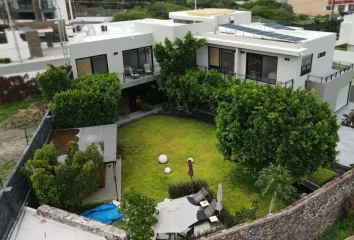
123;46;153;76
300;54;313;76
246;52;278;84
208;47;235;73
76;54;108;77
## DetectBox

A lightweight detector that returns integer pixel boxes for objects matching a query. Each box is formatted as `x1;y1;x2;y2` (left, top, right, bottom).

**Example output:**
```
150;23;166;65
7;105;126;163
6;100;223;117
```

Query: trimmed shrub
0;58;11;63
37;64;71;101
51;73;121;129
168;179;214;202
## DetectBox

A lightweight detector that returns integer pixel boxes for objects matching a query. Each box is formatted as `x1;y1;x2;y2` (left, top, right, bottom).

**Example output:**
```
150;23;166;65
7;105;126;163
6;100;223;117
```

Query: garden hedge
51;73;121;129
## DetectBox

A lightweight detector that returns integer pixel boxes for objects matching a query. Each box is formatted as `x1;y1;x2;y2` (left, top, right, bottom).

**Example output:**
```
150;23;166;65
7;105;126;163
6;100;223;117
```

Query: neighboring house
288;0;331;15
338;14;354;50
9;0;74;21
324;0;354;16
68;8;353;112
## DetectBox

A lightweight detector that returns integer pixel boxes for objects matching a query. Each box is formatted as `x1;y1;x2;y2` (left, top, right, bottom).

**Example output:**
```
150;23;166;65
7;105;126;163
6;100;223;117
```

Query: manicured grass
316;214;354;240
118;115;284;216
0;98;44;129
0;159;17;185
335;44;348;51
308;168;337;185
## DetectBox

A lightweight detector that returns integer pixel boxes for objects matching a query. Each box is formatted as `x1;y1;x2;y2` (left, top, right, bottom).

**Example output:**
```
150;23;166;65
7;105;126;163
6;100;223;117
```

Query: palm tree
255;163;295;214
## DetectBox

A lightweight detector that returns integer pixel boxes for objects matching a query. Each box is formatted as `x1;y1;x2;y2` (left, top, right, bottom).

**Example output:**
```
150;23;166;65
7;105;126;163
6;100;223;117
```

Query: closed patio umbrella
216;183;223;211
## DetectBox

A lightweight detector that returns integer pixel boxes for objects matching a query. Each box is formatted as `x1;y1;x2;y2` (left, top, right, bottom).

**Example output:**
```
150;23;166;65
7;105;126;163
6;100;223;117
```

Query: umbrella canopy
216;183;223;211
154;197;200;234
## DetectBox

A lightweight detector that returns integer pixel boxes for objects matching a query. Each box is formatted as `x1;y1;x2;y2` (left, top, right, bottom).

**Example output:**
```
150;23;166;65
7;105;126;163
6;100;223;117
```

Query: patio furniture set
124;64;153;80
154;187;220;240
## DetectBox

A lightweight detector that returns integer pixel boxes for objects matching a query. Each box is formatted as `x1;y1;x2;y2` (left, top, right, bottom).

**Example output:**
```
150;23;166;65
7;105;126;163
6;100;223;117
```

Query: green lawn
308;168;337;186
118;115;284;216
335;44;348;51
316;213;354;240
0;98;44;129
0;159;17;185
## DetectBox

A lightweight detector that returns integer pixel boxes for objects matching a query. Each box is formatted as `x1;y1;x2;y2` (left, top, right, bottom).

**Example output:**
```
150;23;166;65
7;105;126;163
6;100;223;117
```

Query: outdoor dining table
153;197;200;234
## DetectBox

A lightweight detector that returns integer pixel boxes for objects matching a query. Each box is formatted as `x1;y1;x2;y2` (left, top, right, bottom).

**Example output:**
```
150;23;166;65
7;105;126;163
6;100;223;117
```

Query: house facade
68;9;353;112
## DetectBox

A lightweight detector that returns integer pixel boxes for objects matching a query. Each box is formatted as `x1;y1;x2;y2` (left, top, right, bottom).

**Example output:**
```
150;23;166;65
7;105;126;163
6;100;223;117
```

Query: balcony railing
197;65;294;89
118;65;161;85
308;64;354;83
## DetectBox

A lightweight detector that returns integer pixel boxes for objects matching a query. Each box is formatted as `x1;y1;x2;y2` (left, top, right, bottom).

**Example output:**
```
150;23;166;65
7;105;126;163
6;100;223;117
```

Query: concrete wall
310;69;353;111
0;30;30;62
69;33;153;78
203;170;354;240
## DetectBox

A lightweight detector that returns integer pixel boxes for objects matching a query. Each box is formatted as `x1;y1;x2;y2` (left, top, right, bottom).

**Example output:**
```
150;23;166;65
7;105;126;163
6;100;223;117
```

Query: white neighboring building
68;9;353;112
0;29;30;61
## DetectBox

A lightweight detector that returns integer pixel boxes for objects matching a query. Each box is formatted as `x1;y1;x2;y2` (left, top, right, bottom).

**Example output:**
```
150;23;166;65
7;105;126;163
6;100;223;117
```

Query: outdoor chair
196;199;217;221
156;233;170;240
187;187;208;205
129;67;140;79
144;63;153;75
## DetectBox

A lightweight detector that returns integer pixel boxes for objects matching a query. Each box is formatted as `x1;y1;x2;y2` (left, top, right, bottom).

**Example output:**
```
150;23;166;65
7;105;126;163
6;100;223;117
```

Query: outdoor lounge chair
129;67;140;79
196;199;217;221
144;63;153;75
187;187;208;205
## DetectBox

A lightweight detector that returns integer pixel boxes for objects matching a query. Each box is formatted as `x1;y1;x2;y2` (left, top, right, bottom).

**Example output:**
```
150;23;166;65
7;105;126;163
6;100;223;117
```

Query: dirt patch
0;128;35;165
6;103;47;129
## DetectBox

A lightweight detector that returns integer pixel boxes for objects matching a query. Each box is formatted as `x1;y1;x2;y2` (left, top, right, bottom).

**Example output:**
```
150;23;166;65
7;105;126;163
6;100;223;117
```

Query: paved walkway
116;103;163;127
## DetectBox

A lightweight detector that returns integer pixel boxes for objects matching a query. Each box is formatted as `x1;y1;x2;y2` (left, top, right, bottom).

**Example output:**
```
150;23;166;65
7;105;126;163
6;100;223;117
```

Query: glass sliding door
123;46;153;76
246;53;262;81
76;54;108;77
209;46;235;74
221;49;234;74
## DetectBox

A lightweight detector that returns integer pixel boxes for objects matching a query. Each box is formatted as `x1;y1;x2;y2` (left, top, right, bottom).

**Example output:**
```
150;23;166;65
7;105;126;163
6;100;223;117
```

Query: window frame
208;46;235;73
75;54;109;77
300;54;313;76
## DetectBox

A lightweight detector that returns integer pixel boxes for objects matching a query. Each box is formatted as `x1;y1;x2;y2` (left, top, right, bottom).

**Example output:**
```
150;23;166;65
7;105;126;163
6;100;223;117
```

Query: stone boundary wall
37;205;127;240
202;170;354;240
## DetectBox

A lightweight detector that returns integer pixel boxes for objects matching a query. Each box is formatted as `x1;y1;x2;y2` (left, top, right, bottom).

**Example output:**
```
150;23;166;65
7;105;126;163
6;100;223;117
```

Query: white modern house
68;8;353;112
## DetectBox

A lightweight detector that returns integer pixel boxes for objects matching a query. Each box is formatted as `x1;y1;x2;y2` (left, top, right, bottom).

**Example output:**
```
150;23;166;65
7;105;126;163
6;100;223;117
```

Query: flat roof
9;207;105;240
187;8;236;17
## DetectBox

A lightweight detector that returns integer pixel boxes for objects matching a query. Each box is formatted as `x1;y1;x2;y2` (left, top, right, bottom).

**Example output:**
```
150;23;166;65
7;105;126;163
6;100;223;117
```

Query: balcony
13;0;54;12
119;65;160;89
307;64;354;83
197;65;294;89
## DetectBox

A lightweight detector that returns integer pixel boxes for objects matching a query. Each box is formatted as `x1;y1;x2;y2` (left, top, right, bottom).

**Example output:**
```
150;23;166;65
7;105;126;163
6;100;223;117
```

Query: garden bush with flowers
0;74;41;103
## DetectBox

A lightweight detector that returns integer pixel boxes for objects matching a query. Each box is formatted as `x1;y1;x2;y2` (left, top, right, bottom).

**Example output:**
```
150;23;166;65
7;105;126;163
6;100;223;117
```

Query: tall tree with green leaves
121;189;157;240
154;31;206;112
216;82;339;180
255;163;296;213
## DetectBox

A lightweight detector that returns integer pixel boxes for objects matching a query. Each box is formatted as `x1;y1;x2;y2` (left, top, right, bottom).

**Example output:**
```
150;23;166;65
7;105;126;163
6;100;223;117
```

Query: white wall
0;30;30;62
69;33;153;78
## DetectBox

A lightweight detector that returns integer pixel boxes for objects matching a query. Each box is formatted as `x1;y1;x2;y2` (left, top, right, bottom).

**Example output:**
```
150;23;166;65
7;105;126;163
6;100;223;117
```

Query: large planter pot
97;165;107;188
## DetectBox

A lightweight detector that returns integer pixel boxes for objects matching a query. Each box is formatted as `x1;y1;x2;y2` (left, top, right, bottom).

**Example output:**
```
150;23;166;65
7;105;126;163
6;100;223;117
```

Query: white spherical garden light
158;154;168;164
165;167;172;174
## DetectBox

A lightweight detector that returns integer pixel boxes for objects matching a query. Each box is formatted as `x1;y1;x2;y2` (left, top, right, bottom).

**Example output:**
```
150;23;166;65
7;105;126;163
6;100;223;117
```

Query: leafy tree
146;2;188;19
23;142;104;209
112;9;148;22
216;82;339;179
154;31;206;111
121;189;157;240
255;163;296;213
37;64;71;101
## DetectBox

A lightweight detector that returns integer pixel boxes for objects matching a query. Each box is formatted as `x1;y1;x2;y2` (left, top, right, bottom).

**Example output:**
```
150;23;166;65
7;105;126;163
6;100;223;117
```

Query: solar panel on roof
264;23;295;31
219;24;306;43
